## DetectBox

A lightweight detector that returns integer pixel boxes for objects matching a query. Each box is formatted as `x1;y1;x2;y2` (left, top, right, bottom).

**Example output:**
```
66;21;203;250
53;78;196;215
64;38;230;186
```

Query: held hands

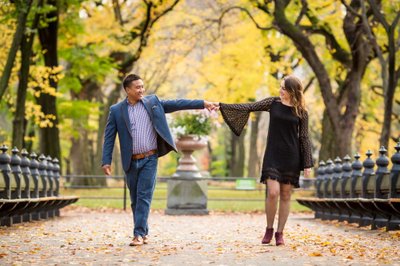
204;101;220;112
102;164;112;176
304;168;311;178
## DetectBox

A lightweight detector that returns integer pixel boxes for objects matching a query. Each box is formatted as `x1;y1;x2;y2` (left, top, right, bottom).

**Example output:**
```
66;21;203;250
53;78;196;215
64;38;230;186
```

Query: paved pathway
0;208;399;265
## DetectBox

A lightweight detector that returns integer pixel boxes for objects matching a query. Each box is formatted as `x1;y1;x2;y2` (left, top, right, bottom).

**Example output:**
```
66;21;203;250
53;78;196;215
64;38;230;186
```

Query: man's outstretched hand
102;164;112;176
204;101;220;112
304;168;311;178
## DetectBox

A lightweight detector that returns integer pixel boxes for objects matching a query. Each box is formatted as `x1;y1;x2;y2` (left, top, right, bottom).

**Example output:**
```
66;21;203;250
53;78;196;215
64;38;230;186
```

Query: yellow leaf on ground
309;252;323;257
321;241;331;246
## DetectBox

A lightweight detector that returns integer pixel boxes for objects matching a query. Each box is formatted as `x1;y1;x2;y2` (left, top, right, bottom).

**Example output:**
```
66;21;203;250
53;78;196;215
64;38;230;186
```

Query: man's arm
101;107;117;175
161;99;219;113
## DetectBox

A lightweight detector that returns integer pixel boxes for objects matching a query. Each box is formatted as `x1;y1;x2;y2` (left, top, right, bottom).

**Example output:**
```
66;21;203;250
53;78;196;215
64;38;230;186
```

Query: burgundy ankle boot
261;228;274;244
275;232;284;246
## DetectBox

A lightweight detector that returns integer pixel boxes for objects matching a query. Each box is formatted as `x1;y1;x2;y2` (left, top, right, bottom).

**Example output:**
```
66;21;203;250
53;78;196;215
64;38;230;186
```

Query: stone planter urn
165;135;209;215
173;135;207;178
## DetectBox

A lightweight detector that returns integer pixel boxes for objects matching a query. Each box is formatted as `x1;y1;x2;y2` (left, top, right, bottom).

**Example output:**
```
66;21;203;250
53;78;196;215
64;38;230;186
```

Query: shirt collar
126;97;142;107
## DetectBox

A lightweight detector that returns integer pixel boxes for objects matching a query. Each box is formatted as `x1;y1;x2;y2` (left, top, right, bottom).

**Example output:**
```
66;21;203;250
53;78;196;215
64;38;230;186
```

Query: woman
220;75;313;246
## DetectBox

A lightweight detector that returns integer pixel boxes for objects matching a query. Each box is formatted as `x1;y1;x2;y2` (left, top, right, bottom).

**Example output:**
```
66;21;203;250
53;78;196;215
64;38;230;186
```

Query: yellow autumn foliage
28;65;64;98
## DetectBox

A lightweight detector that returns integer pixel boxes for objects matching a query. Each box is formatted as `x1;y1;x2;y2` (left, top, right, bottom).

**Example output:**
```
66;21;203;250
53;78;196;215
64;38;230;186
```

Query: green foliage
58;47;117;94
58;75;82;93
58;99;99;121
211;160;227;177
171;111;213;137
60;185;311;212
158;152;178;176
0;0;398;176
58;99;100;140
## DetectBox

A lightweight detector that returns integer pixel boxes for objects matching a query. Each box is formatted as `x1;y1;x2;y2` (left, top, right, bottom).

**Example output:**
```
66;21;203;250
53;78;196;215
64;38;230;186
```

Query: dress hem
260;168;300;188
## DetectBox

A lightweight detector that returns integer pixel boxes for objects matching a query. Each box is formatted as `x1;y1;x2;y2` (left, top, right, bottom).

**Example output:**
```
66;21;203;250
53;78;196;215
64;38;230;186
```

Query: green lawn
61;182;313;212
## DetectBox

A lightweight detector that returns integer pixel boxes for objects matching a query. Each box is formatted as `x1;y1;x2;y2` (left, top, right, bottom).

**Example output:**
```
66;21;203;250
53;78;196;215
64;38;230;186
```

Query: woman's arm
220;97;278;136
299;111;314;170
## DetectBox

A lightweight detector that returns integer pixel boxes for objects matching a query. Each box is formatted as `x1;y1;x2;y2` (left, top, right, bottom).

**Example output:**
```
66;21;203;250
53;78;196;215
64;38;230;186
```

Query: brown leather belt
132;149;157;160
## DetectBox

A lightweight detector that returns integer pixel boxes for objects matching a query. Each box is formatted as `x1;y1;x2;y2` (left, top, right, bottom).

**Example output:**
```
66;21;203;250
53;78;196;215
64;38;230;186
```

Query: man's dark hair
123;74;142;90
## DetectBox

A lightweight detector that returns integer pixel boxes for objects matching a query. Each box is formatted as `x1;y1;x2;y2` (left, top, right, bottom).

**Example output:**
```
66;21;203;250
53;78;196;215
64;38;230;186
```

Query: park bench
0;145;79;226
297;143;400;231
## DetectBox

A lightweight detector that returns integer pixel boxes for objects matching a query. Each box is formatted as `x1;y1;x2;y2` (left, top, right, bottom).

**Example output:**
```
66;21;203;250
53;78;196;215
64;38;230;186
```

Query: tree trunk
380;82;395;149
12;35;31;149
67;80;108;185
37;1;61;164
12;2;40;149
319;110;336;161
70;128;107;186
379;27;398;148
270;0;372;159
229;128;247;177
24;121;35;152
70;132;91;177
247;112;261;177
0;0;32;101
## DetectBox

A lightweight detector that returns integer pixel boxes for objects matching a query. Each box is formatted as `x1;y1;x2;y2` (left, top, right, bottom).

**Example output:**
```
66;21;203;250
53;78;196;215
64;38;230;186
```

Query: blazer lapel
141;96;154;122
121;100;132;138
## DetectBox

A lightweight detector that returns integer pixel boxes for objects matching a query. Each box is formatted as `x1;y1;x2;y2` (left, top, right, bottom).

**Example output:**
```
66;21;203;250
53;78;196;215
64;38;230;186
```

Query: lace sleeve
220;97;278;136
299;111;314;169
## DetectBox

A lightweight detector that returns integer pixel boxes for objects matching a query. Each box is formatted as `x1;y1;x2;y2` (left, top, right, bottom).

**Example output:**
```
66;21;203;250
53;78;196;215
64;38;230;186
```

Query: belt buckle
132;150;156;160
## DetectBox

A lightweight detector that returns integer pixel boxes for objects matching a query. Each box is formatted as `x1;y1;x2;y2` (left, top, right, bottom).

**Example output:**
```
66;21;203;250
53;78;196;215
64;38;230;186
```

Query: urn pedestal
165;135;209;215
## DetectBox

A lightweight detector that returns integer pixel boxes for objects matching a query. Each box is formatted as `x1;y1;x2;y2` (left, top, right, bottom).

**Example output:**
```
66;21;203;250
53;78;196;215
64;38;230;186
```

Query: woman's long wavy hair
283;75;306;118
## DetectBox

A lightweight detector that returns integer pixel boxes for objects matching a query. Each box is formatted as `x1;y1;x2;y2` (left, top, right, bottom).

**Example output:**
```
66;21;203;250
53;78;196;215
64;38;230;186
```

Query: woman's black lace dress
220;97;313;188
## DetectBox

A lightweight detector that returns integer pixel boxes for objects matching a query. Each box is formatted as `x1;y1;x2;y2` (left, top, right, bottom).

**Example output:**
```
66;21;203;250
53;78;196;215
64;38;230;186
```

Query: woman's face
279;80;290;102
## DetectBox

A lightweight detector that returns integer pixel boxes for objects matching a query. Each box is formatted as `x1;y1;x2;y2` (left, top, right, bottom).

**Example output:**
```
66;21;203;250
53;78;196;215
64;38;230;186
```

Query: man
101;74;218;246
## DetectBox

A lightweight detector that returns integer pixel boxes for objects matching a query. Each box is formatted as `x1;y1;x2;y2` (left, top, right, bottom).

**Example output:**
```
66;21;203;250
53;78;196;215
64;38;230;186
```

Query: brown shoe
129;236;143;246
143;235;149;244
275;232;284;246
262;227;274;244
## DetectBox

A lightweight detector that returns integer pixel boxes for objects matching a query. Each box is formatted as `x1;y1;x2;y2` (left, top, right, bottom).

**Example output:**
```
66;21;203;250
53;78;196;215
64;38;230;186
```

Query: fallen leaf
309;252;323;257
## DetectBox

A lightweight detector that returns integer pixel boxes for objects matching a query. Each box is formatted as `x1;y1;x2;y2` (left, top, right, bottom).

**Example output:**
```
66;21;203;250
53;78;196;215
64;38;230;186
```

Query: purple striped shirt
127;99;157;154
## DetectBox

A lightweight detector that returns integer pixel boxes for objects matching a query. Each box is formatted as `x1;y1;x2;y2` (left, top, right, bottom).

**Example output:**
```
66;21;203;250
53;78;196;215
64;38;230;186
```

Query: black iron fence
0;145;79;226
61;175;315;210
297;143;400;231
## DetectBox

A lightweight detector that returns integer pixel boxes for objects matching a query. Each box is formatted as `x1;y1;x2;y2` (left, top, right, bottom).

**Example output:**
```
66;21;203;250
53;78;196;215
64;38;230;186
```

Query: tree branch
367;0;390;31
390;136;399;143
392;10;400;30
112;0;124;26
300;26;351;66
219;6;275;31
340;0;362;18
303;76;315;93
360;1;386;75
0;0;33;101
125;0;180;68
252;0;273;15
150;0;180;27
295;0;308;25
371;85;384;97
272;0;341;131
396;66;400;82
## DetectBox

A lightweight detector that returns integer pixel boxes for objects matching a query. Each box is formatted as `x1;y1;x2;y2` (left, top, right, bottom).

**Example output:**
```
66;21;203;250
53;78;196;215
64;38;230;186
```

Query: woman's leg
265;179;280;228
277;183;292;232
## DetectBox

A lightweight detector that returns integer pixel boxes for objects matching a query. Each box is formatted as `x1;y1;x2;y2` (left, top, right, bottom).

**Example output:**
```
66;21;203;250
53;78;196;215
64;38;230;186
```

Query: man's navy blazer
102;94;204;172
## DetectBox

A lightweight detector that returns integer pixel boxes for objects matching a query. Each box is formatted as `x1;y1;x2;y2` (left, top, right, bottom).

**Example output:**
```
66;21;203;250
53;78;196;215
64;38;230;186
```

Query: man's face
126;79;145;103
